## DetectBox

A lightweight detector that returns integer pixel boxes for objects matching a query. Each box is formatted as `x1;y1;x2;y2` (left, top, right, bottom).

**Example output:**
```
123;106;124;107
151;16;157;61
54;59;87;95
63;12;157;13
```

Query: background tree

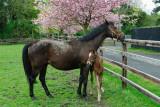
36;0;128;35
119;5;160;34
153;0;160;13
113;4;147;34
0;0;40;39
152;0;160;26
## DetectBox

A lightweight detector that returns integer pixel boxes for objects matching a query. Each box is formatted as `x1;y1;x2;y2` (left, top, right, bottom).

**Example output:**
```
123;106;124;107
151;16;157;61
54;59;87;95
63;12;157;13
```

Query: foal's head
87;50;97;65
105;21;125;41
87;50;103;73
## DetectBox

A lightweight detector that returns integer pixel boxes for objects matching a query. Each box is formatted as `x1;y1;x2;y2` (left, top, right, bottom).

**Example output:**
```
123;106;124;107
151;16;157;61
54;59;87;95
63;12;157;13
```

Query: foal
87;50;104;102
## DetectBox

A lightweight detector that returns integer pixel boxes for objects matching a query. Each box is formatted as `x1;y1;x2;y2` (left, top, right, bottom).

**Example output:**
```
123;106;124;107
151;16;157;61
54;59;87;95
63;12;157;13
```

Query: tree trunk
82;24;89;34
59;28;64;36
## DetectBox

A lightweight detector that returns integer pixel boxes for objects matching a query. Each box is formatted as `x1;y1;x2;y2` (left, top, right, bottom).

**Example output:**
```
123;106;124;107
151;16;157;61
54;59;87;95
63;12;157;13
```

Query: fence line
101;47;160;66
124;39;160;48
103;57;160;84
102;39;160;103
104;67;160;103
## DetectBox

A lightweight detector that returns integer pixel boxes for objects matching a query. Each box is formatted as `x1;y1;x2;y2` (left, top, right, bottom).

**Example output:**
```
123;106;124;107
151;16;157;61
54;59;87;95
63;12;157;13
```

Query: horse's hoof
82;93;87;97
77;90;81;96
89;91;93;96
97;95;101;102
82;93;88;100
34;80;38;84
101;87;104;93
31;96;37;100
83;96;88;101
47;94;53;98
97;99;101;102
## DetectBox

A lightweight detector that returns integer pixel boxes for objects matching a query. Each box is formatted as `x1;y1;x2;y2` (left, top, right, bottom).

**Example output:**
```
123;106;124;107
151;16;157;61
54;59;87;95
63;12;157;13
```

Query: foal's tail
22;43;33;83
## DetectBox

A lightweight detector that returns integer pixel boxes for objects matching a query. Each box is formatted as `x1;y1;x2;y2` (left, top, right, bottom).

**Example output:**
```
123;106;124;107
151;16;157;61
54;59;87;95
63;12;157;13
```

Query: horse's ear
89;49;92;53
105;19;109;25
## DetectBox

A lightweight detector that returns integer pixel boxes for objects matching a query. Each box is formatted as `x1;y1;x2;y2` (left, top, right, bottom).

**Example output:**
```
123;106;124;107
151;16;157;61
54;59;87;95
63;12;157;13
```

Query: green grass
128;47;160;55
0;44;159;107
103;62;160;106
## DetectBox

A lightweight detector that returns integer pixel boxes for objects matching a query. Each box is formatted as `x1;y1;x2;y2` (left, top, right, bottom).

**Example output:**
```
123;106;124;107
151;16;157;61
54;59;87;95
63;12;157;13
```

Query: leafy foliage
0;0;40;39
153;0;160;13
114;3;160;35
118;5;147;34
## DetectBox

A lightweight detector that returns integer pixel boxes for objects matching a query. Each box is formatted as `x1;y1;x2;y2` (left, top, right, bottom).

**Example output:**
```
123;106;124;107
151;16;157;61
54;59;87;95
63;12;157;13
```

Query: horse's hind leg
39;64;52;97
29;77;35;99
29;73;38;99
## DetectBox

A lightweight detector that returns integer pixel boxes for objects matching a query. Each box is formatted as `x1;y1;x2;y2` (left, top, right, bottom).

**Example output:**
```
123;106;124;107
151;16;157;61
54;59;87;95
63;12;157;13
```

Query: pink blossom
36;0;128;34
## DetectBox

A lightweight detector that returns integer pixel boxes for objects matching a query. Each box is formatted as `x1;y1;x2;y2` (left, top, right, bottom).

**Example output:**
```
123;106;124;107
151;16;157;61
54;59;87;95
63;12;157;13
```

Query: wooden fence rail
101;47;160;66
124;39;160;48
103;57;160;84
101;39;160;103
104;67;160;103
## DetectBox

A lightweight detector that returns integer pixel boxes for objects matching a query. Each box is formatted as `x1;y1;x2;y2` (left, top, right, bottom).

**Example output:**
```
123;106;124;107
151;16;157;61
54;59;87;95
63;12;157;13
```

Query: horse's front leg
77;66;84;96
82;65;90;97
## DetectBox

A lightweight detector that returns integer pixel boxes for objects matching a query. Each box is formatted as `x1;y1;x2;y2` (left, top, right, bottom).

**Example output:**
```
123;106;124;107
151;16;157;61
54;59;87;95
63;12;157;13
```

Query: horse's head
105;21;125;42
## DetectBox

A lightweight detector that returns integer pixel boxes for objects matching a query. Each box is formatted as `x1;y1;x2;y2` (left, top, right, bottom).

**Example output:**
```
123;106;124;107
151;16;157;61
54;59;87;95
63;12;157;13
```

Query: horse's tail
22;43;33;83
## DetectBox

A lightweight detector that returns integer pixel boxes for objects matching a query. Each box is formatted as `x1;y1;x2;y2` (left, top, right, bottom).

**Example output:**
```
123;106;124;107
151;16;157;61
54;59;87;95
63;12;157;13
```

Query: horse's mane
79;22;108;42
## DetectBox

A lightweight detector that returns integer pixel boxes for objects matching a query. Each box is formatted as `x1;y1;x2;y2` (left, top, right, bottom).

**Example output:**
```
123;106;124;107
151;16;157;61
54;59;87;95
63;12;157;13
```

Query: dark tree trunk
82;24;89;34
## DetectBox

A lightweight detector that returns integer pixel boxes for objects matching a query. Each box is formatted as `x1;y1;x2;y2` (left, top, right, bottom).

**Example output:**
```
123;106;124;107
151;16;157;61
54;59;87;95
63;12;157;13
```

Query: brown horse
86;50;104;102
22;21;124;99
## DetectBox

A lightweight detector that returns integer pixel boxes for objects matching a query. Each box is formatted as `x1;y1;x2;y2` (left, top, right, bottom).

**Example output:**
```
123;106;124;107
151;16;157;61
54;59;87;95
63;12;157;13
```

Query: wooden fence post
122;42;127;89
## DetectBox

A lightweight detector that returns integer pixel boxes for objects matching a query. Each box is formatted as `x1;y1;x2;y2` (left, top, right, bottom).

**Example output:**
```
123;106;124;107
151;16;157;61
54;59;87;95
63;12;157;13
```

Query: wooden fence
0;36;78;44
101;39;160;103
1;37;160;103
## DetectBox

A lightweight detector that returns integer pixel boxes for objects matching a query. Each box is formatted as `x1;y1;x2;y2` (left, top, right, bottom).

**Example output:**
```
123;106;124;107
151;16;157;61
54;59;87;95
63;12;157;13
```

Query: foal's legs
89;68;94;95
96;74;101;102
39;64;52;97
99;74;104;93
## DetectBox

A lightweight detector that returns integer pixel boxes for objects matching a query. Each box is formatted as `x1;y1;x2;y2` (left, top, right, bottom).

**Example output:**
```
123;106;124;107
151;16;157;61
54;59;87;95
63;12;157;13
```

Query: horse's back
28;39;80;70
27;39;52;67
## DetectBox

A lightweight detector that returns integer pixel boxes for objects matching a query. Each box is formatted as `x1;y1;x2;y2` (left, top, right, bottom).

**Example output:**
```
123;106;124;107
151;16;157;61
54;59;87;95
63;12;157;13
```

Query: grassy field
0;44;160;107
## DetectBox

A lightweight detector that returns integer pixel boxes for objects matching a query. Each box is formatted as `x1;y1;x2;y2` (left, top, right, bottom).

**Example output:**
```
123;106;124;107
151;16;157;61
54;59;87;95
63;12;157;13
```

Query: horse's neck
87;34;106;50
